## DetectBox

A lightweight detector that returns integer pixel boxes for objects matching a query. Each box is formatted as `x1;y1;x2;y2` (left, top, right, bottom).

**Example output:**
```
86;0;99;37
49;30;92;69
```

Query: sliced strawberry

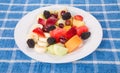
32;27;45;37
46;16;58;26
76;26;88;36
65;27;77;39
50;28;66;42
74;15;83;21
38;18;46;25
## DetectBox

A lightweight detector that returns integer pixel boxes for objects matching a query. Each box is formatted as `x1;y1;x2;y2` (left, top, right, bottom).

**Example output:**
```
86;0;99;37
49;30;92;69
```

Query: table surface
0;0;120;73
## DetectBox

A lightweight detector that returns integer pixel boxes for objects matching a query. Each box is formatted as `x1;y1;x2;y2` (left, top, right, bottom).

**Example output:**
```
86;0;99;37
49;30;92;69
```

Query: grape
61;10;66;16
58;23;64;28
59;36;67;44
42;26;49;32
65;20;71;26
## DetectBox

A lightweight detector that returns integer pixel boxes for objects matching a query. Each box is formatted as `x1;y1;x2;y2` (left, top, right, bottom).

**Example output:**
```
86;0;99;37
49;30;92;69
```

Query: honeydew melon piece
47;45;55;54
54;44;68;56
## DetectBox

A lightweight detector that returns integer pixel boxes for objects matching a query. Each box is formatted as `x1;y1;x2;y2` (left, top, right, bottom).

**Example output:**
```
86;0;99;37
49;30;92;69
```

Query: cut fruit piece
73;19;85;27
50;28;66;42
32;27;45;37
46;16;58;26
76;26;88;36
65;27;77;39
44;33;50;37
65;35;83;53
34;44;46;53
38;18;46;25
47;45;55;54
39;37;47;42
63;26;71;31
38;41;48;47
54;44;68;56
74;15;83;21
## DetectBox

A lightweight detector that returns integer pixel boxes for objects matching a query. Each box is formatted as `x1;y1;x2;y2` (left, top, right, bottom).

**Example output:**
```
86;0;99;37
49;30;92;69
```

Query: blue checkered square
76;64;94;73
33;62;51;73
0;63;9;73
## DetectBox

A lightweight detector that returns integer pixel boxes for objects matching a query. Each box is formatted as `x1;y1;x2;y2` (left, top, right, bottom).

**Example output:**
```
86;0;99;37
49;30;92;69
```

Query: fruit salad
26;8;91;56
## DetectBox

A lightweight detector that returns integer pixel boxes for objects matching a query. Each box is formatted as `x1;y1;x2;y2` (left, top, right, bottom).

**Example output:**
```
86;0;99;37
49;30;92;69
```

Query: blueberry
62;12;71;20
81;32;91;40
27;39;35;48
48;25;56;32
47;37;56;45
44;10;51;19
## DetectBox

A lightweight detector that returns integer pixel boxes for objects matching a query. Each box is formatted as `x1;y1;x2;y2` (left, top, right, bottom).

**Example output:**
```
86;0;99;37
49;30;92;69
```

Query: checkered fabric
0;0;120;73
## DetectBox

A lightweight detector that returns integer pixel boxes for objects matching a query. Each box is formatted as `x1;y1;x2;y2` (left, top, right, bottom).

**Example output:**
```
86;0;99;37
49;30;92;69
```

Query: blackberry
44;10;51;19
81;32;91;40
27;39;35;48
47;37;56;45
48;25;56;32
62;12;71;20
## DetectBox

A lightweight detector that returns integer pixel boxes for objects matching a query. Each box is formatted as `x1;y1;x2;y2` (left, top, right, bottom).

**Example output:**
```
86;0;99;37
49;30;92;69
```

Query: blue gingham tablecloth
0;0;120;73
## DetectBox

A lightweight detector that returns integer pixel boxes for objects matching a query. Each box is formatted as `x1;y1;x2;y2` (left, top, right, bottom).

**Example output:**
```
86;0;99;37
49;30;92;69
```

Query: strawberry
50;28;66;42
38;18;46;25
76;26;88;36
65;27;77;39
46;16;58;26
32;27;45;37
74;15;83;21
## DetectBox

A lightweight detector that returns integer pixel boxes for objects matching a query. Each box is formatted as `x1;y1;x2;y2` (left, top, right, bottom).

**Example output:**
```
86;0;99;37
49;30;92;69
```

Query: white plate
14;5;103;63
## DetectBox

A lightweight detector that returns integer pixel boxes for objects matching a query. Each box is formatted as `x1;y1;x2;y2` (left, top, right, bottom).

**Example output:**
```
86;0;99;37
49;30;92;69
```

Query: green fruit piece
47;45;55;54
54;44;68;56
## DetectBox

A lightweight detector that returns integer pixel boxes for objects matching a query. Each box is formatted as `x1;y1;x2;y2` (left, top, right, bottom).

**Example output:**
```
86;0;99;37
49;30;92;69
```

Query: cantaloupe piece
65;35;83;53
